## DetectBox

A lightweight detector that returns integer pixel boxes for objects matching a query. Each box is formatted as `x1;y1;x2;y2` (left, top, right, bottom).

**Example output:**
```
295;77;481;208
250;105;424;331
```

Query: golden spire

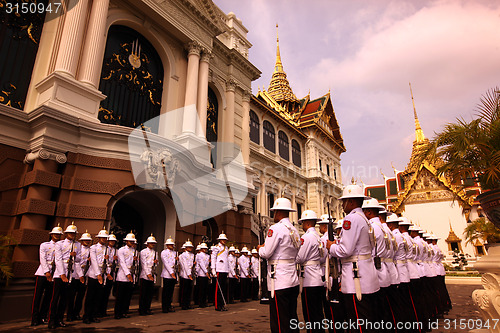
409;82;426;143
268;23;297;107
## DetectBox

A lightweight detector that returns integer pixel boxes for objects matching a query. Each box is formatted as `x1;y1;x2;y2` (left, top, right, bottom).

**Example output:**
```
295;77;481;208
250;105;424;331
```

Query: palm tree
0;235;16;285
419;87;500;191
464;217;500;246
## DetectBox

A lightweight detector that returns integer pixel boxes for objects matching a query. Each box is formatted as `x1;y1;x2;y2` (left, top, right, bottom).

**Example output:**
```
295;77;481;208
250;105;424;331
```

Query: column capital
242;90;251;103
200;49;213;63
24;148;67;164
185;41;202;56
226;79;237;92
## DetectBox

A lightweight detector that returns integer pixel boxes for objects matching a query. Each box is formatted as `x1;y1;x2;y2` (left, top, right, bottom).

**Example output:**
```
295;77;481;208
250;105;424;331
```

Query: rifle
109;248;118;281
258;213;270;303
67;240;75;283
192;256;197;284
83;250;91;285
326;202;340;303
131;247;140;285
102;246;108;285
152;250;158;283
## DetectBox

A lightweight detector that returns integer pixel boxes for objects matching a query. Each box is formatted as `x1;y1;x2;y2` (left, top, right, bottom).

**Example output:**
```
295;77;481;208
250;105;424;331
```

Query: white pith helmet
196;244;201;251
184;240;194;248
386;213;402;223
229;246;236;252
108;233;118;242
408;225;421;232
335;219;343;229
241;246;249;254
251;248;258;254
318;214;330;224
298;210;321;222
339;184;370;200
124;232;137;242
270;198;296;212
362;198;385;210
165;236;175;245
218;231;228;240
145;234;157;244
398;216;412;226
200;242;208;249
79;231;92;241
64;222;78;233
50;225;63;235
97;228;109;238
235;249;240;254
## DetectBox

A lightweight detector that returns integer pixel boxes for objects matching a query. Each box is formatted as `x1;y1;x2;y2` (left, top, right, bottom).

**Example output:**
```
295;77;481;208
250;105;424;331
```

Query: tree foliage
464;217;500;245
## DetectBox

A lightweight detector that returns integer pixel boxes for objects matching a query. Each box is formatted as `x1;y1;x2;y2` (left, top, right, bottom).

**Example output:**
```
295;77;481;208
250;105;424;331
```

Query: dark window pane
263;121;275;153
278;131;289;160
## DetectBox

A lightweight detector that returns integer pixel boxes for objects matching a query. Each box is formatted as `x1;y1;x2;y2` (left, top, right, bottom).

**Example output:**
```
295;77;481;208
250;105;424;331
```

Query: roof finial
274;23;283;73
409;82;426;143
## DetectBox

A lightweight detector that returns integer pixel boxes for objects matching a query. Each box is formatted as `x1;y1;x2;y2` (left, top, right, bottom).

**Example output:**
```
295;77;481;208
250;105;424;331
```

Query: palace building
0;0;345;320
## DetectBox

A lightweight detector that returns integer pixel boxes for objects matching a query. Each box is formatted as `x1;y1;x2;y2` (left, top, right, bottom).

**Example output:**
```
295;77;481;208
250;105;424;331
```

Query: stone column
182;42;202;134
223;79;236;161
77;0;110;87
197;51;211;138
54;0;90;77
241;90;251;165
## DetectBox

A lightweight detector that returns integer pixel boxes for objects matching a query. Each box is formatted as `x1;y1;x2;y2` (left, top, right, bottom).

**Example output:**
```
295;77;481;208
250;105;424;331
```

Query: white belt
417;260;423;263
303;260;320;266
341;254;371;263
395;259;407;264
268;259;295;265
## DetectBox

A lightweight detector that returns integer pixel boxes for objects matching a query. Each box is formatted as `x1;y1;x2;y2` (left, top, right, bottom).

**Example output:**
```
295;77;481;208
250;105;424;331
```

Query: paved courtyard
0;282;484;332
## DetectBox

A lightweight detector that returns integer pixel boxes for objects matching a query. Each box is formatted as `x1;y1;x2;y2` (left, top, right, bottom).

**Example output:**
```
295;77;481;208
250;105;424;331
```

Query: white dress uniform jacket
369;217;392;288
195;252;210;277
179;251;195;279
380;222;399;285
401;232;420;280
211;243;229;274
392;229;410;283
54;238;83;279
88;242;107;279
412;235;426;278
106;246;117;276
432;244;446;276
238;255;251;278
140;247;157;280
296;227;325;287
161;249;177;279
35;240;56;276
259;217;300;291
228;253;237;278
79;245;91;279
251;257;259;278
329;208;380;294
116;245;136;282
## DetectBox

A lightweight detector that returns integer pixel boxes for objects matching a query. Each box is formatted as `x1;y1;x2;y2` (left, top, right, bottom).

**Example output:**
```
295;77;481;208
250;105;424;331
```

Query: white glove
212;269;216;276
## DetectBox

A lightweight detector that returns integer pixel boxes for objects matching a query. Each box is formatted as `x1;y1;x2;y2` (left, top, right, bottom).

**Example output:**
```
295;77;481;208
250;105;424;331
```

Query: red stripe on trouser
330;305;336;333
353;294;362;333
31;276;39;315
386;295;397;332
275;293;281;333
408;289;421;333
47;279;56;321
215;273;218;308
304;288;311;333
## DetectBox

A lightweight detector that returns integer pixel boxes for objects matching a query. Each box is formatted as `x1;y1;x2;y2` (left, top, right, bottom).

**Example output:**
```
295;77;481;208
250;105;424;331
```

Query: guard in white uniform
31;225;62;326
326;185;380;333
82;228;108;324
238;247;251;302
48;222;83;329
179;240;195;310
211;232;229;311
66;231;90;322
296;210;325;332
430;235;451;312
195;243;210;307
98;233;118;318
250;249;260;300
114;232;137;319
161;236;177;313
139;234;158;315
258;198;301;333
227;246;237;304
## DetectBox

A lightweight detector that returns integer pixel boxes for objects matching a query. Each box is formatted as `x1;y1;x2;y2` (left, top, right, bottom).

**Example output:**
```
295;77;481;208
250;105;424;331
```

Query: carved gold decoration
0;84;22;108
128;39;142;68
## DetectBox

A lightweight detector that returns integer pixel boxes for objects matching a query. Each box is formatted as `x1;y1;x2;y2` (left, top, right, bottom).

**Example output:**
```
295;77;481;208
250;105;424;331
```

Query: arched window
250;111;260;144
292;139;301;168
263;121;275;153
98;25;164;133
278;131;289;161
0;4;48;109
206;87;218;167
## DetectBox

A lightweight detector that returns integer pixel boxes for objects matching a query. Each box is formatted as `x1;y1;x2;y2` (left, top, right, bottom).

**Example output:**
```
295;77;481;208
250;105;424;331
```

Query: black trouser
228;277;237;303
139;278;155;314
386;284;415;331
83;277;102;321
179;278;192;309
114;281;133;317
208;277;216;304
67;278;86;320
240;278;250;302
197;276;208;307
322;287;344;333
270;285;299;333
301;286;325;333
162;278;176;311
409;279;427;327
214;272;228;310
31;275;53;323
98;279;114;316
48;278;68;326
251;278;259;300
193;278;199;305
341;292;379;333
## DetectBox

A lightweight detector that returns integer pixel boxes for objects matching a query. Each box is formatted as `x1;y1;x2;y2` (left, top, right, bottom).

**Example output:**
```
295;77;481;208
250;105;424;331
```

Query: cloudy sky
215;0;500;185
